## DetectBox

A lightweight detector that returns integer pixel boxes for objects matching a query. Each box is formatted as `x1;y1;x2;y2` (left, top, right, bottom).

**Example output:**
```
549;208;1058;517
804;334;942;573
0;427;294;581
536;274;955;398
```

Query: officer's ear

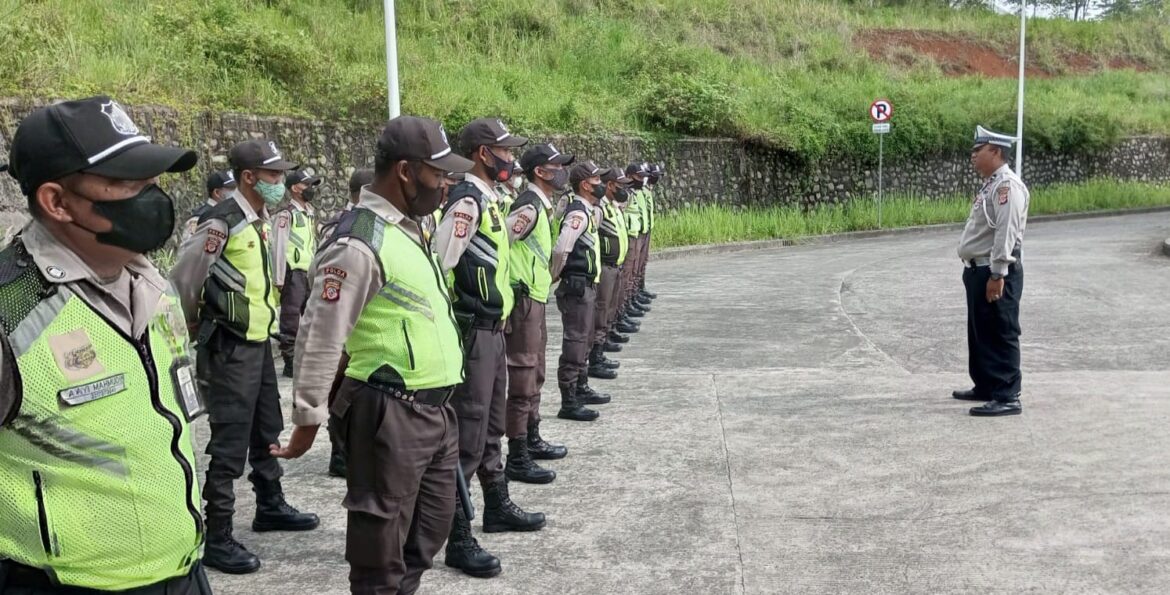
395;160;413;185
239;169;257;187
33;180;72;223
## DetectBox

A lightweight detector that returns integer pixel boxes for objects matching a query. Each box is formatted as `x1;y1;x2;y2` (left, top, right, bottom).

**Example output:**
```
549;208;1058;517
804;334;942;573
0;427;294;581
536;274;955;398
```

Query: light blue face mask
255;179;286;206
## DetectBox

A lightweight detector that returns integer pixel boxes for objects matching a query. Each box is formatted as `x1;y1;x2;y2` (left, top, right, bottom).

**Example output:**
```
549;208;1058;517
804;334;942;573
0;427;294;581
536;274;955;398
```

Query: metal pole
1015;0;1027;173
877;133;884;229
384;0;400;119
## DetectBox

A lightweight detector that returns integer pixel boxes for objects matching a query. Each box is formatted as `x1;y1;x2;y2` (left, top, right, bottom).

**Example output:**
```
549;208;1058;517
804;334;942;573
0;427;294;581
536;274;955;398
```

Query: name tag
59;374;127;406
172;357;206;421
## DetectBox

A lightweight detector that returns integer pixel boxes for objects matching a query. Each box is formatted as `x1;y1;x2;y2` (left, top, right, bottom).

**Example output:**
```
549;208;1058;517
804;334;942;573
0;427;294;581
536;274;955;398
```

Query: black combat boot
577;375;612;405
527;420;567;460
557;384;599;421
203;517;261;574
588;346;618;379
602;339;622;352
482;477;546;533
640;288;658;300
625;303;646;318
594;346;620;369
505;437;557;484
251;478;320;532
616;318;640;334
608;330;630;344
444;507;502;578
634;294;652;308
281;355;294;378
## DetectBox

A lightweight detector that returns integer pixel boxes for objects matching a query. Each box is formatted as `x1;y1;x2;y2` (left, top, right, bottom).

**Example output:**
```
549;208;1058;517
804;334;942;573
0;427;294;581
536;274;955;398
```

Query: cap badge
268;141;281;157
100;101;139;136
224;171;235;183
496;119;509;133
438;125;450;148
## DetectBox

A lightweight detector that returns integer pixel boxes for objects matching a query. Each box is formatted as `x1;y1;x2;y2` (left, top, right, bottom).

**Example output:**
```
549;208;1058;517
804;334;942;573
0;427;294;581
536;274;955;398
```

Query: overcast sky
993;1;1104;18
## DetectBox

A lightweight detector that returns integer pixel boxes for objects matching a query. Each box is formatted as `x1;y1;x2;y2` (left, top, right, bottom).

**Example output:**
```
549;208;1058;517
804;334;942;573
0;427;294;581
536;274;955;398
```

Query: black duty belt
0;561;210;594
382;385;456;407
469;317;505;332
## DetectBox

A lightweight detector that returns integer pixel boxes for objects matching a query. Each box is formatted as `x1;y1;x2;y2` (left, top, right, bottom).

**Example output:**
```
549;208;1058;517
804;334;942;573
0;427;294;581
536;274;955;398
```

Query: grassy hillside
1;0;1167;163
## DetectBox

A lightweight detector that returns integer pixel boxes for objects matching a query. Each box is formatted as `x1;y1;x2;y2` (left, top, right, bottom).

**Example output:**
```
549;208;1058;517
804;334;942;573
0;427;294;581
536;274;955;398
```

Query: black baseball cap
285;168;321;188
601;167;631;185
458;117;528;155
7;96;197;196
206;170;237;194
229;139;298;171
349;168;374;193
520;143;574;172
625;162;649;177
378;116;474;173
569;160;605;189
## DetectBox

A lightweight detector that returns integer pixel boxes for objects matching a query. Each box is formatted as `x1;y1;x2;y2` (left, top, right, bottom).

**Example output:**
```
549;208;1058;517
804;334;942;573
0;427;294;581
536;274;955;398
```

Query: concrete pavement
193;212;1170;594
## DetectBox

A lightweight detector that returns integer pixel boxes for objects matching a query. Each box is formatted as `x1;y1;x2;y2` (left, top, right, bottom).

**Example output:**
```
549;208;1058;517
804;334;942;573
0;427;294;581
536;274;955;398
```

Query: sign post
869;99;893;228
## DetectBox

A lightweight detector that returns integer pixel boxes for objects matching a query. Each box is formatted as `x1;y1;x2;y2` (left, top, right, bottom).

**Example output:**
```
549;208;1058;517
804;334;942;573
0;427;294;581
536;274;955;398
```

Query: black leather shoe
204;519;261;575
640;289;658;299
482;478;546;533
952;389;987;401
327;454;347;478
445;507;502;578
557;386;599;421
608;331;630;344
635;296;652;308
970;399;1022;417
251;480;320;532
527;420;568;460
505;438;557;484
281;357;294;378
603;340;622;353
588;363;618;379
625;306;645;318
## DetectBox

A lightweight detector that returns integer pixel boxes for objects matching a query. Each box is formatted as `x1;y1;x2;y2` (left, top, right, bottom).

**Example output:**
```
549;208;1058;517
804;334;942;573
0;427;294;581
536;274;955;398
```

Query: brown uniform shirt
169;190;269;329
269;199;316;287
290;189;427;427
0;221;172;426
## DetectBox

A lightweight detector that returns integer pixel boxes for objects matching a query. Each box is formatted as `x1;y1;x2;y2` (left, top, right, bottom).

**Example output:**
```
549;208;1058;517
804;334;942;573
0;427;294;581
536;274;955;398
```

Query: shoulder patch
997;184;1010;205
512;213;532;235
455;220;470;238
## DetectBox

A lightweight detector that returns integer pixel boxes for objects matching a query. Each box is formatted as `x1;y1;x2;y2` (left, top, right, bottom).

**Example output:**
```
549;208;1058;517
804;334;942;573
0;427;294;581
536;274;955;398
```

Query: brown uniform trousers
556;278;596;389
623;236;644;303
332;378;458;595
592;264;622;345
451;324;507;488
505;294;547;438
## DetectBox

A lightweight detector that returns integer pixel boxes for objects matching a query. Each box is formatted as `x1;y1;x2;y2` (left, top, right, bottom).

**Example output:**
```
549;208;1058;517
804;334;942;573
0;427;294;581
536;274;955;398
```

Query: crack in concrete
711;373;747;595
835;266;913;377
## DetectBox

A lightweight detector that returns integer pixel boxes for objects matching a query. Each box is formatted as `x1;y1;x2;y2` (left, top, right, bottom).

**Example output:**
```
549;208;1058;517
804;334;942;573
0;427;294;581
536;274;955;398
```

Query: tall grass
652;180;1170;248
0;0;1166;162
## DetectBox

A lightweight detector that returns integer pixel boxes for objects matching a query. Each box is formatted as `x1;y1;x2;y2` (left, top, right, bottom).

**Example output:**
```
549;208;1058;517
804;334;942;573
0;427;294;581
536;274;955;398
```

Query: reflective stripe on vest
600;200;629;266
507;197;553;303
286;209;317;271
344;210;464;391
0;286;202;591
446;186;514;321
202;206;277;342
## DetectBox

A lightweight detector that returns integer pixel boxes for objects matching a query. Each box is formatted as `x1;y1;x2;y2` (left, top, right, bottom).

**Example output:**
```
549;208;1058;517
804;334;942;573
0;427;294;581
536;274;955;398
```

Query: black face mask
615;187;630;203
590;181;607;200
631;178;645;190
545;168;569;191
481;147;514;183
301;187;317;202
70;184;176;253
402;163;443;217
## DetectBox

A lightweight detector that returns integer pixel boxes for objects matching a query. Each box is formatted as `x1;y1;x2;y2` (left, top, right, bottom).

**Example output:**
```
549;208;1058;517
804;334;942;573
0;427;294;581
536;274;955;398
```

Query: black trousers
196;330;285;522
963;259;1023;402
0;562;212;595
278;268;310;361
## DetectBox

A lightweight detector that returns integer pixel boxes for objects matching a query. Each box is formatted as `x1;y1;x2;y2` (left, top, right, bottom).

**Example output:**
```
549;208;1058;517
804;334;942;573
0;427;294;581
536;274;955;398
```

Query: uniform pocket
401;320;416;370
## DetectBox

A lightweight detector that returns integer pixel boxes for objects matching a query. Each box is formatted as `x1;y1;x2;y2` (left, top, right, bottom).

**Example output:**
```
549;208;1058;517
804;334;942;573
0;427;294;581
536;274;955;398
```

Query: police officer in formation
953;126;1030;417
0;96;213;593
274;116;470;595
184;170;236;242
271;168;321;377
587;167;632;380
171;138;319;574
431;117;545;578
